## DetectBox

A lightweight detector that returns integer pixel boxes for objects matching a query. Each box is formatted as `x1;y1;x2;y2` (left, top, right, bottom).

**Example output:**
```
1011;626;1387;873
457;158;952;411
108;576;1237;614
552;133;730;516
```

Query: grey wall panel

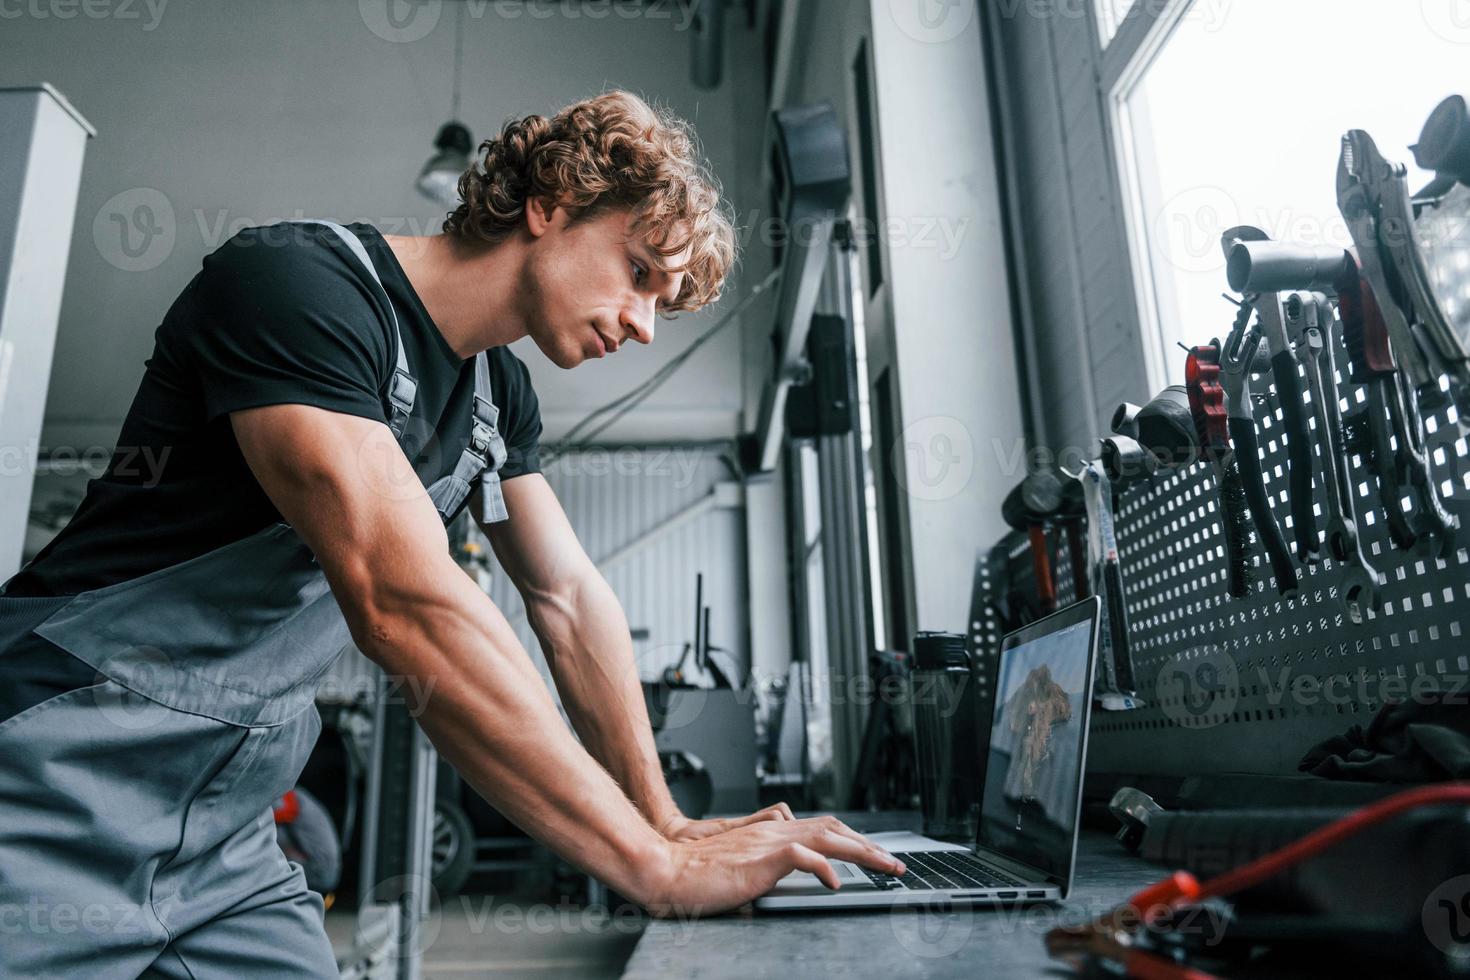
488;449;749;701
986;1;1152;456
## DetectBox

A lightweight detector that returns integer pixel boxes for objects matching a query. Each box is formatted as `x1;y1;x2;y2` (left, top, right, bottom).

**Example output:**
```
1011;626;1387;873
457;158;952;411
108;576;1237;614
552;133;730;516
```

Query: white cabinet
0;84;94;578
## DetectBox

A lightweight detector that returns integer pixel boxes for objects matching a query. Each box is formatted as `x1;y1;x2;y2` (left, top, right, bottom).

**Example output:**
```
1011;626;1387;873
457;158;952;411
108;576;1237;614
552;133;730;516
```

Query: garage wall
0;0;765;454
982;1;1151;455
487;447;749;691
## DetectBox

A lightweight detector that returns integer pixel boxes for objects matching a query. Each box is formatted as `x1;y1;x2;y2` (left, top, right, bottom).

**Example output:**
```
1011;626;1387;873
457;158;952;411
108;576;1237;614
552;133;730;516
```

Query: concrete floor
325;893;644;978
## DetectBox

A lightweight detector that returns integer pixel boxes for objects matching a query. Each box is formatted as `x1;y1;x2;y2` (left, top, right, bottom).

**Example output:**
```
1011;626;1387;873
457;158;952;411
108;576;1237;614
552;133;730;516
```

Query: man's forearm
354;553;672;901
525;569;682;830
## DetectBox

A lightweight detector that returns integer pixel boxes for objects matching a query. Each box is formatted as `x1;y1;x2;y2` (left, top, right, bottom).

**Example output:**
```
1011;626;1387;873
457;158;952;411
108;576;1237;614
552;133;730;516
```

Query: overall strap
290;220;417;438
465;352;510;524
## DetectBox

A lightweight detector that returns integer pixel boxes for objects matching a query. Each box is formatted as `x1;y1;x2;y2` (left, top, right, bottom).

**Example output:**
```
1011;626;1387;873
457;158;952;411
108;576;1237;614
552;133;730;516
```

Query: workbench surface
621;813;1158;979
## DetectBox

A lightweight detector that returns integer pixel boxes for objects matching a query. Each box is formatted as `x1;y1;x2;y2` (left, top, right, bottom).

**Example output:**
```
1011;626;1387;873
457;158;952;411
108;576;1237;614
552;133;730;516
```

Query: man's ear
525;196;558;238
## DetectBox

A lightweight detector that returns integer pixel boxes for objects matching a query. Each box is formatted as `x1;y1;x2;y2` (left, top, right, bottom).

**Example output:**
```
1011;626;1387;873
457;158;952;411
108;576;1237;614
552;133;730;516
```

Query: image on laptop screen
976;614;1094;882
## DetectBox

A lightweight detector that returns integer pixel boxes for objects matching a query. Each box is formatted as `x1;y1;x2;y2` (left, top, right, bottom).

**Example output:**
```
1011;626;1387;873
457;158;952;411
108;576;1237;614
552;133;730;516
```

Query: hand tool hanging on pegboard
1059;477;1090;601
1285;290;1384;621
1412;96;1470;415
1216;295;1298;596
1337;252;1425;553
1133;385;1200;473
1184;342;1256;599
1225;227;1335;565
1339;127;1463;558
1078;460;1140;706
1001;468;1067;615
1339;128;1470;403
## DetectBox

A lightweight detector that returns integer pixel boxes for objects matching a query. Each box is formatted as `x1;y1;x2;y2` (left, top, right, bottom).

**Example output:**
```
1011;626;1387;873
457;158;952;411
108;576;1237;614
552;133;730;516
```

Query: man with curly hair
0;91;902;976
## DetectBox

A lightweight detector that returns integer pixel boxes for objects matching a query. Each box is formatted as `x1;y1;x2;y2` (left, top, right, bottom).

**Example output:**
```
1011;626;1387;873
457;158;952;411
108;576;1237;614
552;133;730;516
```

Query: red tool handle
1027;522;1057;614
1184;343;1229;454
1336;253;1396;379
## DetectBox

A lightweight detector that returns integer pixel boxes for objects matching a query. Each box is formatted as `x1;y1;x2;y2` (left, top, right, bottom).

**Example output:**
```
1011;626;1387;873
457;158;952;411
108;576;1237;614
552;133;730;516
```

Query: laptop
755;596;1101;910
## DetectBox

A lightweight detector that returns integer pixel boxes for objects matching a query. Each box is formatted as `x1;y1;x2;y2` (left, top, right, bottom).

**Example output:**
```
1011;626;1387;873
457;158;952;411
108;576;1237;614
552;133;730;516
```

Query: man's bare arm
475;475;794;839
232;405;902;913
474;474;682;828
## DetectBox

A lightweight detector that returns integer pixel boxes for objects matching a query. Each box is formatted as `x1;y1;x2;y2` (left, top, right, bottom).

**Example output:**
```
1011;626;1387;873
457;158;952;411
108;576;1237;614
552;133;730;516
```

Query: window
1114;0;1467;386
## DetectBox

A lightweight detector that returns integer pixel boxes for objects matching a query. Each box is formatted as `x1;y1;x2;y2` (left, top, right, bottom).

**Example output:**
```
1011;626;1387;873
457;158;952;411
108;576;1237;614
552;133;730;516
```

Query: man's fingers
781;843;840;890
786;816;902;874
801;825;905;876
767;802;795;821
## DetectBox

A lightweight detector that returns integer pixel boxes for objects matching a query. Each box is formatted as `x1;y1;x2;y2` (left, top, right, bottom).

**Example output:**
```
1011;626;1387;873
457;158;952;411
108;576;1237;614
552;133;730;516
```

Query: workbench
621;812;1160;979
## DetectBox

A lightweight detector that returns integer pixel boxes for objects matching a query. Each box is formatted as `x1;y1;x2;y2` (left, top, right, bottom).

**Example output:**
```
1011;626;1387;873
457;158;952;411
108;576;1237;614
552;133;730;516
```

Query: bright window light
1118;0;1468;386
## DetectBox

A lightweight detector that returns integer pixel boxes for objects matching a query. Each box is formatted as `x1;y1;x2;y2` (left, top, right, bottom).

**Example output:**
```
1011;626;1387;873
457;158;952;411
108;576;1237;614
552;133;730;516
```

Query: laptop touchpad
773;860;872;893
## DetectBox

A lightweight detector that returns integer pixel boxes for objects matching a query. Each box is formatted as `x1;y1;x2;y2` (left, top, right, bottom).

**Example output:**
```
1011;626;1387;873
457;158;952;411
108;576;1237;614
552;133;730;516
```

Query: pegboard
975;329;1470;781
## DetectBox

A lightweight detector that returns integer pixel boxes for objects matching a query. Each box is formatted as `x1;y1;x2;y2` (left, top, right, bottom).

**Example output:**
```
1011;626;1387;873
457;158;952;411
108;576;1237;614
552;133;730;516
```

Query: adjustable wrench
1285;291;1383;623
1219;305;1298;596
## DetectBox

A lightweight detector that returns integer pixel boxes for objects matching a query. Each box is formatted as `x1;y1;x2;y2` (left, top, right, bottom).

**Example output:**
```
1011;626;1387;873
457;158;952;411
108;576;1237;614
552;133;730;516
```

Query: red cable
1191;783;1470;902
1101;784;1470;980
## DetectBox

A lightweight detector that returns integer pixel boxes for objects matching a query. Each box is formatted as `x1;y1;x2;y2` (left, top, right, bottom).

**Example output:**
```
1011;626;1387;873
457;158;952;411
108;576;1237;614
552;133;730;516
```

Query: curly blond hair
444;91;736;313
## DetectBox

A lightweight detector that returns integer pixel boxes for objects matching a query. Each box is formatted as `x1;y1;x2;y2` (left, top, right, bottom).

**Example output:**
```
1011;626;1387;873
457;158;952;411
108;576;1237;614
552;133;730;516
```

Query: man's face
522;203;689;369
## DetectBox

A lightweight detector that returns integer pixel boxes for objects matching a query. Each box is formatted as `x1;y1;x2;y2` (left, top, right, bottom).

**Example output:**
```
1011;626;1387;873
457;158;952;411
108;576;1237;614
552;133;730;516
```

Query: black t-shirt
4;222;541;598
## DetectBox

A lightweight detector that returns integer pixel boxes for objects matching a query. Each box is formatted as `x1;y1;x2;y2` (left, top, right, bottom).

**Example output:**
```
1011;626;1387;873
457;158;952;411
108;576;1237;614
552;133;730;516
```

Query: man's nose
619;298;656;346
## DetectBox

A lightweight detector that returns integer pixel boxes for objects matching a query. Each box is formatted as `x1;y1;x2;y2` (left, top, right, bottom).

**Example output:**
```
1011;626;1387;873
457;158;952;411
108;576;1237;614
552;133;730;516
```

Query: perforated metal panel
978;333;1470;780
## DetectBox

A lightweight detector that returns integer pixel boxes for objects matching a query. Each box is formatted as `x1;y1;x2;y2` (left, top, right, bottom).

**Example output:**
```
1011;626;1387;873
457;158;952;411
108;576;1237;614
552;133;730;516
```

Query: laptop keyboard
863;851;1027;891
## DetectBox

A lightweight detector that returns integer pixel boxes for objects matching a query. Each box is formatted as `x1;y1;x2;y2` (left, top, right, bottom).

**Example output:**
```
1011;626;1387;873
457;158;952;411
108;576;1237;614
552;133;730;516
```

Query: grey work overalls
0;220;508;978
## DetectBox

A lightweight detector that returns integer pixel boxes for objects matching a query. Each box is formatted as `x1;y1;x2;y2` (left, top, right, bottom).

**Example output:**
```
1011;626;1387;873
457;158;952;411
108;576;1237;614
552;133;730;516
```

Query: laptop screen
975;598;1098;883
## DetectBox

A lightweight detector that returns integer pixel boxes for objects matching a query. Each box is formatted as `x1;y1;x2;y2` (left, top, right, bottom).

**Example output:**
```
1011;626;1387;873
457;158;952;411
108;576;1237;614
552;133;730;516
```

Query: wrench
1254;291;1320;563
1390;367;1459;556
1287;292;1383;623
1080;461;1138;698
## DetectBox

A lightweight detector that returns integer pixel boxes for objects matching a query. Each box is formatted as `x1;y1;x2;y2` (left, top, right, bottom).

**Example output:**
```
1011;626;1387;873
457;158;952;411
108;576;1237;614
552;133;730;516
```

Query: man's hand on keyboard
643;815;906;918
655;802;797;842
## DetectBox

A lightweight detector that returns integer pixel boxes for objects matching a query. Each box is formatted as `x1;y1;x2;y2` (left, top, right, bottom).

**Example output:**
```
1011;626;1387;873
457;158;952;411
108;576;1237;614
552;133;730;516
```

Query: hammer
1002;467;1069;614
